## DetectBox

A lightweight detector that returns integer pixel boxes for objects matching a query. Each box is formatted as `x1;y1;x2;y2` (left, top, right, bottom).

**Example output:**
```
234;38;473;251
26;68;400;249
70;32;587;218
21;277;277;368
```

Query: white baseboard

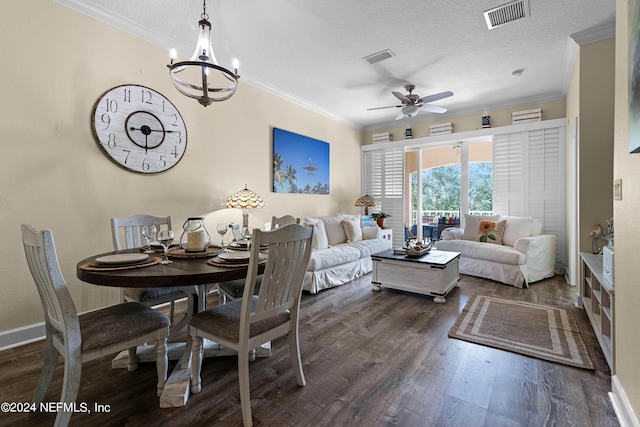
611;375;640;427
0;322;45;352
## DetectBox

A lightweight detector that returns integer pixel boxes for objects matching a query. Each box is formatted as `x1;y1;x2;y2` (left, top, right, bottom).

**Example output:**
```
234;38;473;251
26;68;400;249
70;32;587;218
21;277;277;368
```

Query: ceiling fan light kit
367;84;453;120
167;0;240;107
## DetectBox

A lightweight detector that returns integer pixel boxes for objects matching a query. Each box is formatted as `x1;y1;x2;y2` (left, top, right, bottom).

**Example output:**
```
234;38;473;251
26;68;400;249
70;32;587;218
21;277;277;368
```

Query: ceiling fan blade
392;91;410;102
420;104;447;114
395;110;406;120
418;91;453;104
366;105;402;111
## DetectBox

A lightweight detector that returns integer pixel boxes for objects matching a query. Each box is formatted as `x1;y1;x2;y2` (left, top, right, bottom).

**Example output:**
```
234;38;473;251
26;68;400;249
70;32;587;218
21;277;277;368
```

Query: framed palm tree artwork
272;127;330;194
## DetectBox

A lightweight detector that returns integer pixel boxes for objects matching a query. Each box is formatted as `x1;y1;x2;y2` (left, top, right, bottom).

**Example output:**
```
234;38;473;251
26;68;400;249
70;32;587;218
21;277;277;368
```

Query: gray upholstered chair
21;224;169;427
270;214;300;228
190;224;313;427
111;214;186;321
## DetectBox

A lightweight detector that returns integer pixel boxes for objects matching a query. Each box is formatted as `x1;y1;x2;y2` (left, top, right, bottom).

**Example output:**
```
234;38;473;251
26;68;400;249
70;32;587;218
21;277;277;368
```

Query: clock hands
129;126;176;135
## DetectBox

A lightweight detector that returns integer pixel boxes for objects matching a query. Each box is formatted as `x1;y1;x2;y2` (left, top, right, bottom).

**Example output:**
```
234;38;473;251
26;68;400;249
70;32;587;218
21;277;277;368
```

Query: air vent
363;49;395;65
484;0;529;29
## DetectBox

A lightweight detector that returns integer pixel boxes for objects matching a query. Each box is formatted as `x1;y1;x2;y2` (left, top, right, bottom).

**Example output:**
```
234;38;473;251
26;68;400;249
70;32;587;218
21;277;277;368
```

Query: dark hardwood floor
0;273;618;426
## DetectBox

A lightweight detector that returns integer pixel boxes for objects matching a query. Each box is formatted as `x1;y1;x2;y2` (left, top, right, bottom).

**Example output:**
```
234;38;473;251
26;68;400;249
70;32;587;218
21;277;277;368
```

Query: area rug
448;294;594;369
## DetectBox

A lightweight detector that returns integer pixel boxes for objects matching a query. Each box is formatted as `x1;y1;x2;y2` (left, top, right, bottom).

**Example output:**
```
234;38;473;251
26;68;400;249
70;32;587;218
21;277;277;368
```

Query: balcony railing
410;210;493;224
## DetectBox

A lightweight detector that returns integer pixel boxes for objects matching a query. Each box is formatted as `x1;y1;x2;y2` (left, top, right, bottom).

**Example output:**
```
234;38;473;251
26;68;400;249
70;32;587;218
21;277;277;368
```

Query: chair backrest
271;215;300;229
21;224;80;350
111;214;172;250
241;224;313;328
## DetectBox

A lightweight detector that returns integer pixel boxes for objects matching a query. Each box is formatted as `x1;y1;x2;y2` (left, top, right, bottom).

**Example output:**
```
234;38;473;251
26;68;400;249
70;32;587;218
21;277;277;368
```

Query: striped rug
449;294;594;369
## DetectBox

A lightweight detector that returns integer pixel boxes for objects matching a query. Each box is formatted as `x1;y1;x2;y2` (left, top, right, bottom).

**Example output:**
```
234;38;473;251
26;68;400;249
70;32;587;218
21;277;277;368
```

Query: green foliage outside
412;162;492;212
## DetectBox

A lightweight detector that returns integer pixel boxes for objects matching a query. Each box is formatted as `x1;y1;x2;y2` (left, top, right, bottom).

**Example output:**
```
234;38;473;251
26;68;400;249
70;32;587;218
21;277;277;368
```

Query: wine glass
241;227;252;251
216;223;228;248
141;225;157;254
157;230;174;264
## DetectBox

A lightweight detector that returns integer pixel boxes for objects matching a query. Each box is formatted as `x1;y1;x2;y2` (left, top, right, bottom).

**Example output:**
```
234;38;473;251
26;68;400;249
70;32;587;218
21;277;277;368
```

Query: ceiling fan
367;84;453;120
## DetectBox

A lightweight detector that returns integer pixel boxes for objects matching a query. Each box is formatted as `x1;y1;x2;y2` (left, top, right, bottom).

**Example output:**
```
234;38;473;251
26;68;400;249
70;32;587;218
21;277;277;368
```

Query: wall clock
91;84;187;174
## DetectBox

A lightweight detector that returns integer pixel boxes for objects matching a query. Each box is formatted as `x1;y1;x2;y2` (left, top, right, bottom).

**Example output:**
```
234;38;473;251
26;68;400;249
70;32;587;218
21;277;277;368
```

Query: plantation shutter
363;147;404;247
492;127;565;267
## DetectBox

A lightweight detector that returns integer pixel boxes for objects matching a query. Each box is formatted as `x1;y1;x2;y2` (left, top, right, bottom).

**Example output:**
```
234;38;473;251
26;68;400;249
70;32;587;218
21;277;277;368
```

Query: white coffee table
371;249;460;303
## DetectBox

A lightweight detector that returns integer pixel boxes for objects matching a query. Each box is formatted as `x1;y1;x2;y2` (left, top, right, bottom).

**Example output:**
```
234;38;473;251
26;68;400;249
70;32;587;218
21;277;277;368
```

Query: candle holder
180;217;211;252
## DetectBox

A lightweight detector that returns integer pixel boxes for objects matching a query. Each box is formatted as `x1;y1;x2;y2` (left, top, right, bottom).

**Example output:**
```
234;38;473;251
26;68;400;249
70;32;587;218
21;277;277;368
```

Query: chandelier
167;0;239;107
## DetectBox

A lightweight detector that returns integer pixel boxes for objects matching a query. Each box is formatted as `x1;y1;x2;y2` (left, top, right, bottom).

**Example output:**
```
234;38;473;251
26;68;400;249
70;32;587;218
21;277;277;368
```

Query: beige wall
0;1;363;331
615;0;640;418
364;99;566;144
578;38;615;254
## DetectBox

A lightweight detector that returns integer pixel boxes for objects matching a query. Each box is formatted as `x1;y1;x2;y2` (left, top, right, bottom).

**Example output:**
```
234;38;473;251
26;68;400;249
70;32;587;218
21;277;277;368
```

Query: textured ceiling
56;0;615;130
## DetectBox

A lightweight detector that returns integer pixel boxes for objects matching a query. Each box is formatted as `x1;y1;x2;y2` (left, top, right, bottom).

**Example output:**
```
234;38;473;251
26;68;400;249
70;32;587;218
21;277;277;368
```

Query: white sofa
302;214;392;293
435;215;556;288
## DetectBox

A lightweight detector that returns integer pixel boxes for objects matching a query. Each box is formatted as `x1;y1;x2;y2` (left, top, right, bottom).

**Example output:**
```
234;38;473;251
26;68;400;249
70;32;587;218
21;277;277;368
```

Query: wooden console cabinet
580;252;614;371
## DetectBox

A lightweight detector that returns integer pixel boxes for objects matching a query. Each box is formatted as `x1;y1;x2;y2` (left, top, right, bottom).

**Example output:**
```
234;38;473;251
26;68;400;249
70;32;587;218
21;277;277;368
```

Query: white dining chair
189;224;313;427
21;224;170;427
111;214;186;321
218;216;300;305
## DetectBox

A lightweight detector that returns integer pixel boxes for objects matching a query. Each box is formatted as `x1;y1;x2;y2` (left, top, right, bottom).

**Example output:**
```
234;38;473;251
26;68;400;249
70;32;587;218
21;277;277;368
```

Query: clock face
91;84;187;174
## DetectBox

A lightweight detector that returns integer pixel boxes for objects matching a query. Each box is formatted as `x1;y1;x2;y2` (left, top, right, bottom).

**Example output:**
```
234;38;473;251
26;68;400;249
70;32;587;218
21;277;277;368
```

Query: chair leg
33;334;58;404
56;352;81;427
156;338;168;397
190;336;203;394
127;347;139;371
288;325;306;387
238;344;253;427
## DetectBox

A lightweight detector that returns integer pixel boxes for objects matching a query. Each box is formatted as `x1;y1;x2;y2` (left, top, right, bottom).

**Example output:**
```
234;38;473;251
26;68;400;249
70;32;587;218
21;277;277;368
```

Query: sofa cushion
341;217;363;242
474;219;506;245
436;239;525;265
304;217;329;251
350;238;391;258
530;218;543;236
306;244;361;271
322;215;348;246
502;216;533;247
462;214;500;241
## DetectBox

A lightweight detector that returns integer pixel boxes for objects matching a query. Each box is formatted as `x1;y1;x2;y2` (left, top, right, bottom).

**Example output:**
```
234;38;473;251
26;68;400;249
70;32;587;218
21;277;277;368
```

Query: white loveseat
302;214;392;293
435;214;556;288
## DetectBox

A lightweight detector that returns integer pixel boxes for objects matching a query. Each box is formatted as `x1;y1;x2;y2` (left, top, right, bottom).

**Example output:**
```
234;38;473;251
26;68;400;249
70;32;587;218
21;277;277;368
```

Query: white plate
217;251;250;261
94;253;150;265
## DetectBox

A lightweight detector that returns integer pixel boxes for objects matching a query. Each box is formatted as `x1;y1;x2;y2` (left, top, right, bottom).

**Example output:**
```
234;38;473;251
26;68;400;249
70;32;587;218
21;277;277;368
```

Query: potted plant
371;212;391;228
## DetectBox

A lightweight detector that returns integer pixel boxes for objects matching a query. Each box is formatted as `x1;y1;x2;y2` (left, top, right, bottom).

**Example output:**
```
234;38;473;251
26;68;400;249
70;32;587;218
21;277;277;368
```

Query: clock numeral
175;131;183;145
141;90;153;104
100;113;110;130
159;155;167;169
123;149;131;164
142;157;151;172
171;145;179;158
123;88;131;103
104;98;118;113
162;100;166;113
107;133;117;149
170;114;179;126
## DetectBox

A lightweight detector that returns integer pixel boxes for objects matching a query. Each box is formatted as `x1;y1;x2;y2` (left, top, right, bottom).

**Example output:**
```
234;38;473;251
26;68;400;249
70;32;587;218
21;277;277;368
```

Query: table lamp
355;194;377;215
226;184;265;236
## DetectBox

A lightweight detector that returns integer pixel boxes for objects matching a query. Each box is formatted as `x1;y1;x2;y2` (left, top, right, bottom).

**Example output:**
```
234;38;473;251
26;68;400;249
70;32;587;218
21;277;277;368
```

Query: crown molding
570;17;615;45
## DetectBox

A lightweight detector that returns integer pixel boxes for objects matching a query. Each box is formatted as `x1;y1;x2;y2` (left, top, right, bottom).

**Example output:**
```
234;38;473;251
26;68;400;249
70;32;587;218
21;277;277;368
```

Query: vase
377;218;386;228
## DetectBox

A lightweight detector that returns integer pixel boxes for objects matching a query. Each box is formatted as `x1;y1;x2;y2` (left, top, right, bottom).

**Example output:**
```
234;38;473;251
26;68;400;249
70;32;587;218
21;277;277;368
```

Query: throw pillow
303;217;329;251
475;219;506;244
341;217;363;242
530;218;543;236
322;215;348;246
462;214;500;241
501;216;533;247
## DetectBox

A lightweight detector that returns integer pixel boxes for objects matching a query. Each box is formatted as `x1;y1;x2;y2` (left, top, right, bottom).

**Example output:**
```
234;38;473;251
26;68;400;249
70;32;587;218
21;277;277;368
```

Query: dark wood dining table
77;248;265;408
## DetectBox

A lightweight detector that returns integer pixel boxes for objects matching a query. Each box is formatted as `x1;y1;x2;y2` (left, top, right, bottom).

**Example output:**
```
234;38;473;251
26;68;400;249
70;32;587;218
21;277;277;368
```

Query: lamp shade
355;194;377;215
226;185;264;209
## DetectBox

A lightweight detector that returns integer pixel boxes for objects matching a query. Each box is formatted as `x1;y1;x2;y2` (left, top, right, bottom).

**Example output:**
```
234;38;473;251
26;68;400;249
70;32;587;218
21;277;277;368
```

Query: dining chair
190;223;313;427
21;224;170;427
270;214;300;229
111;214;186;321
218;216;300;305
